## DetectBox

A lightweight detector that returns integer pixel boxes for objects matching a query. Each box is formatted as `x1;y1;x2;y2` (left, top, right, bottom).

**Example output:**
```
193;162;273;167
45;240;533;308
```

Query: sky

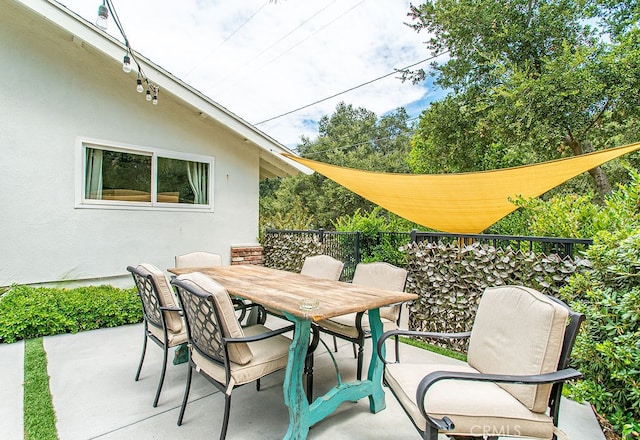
57;0;447;149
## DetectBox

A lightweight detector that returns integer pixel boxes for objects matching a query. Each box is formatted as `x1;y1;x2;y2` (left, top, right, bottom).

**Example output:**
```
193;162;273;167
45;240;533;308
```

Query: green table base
282;308;387;440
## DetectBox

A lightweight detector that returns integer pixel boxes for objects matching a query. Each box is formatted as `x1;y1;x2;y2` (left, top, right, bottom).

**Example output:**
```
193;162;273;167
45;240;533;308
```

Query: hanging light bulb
122;54;132;73
96;3;108;30
152;94;158;105
136;78;144;93
146;89;152;101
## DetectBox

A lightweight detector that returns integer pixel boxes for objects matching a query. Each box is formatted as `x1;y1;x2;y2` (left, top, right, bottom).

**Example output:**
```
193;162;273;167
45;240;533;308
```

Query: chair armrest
377;330;472;364
159;306;182;312
223;324;295;344
415;368;582;432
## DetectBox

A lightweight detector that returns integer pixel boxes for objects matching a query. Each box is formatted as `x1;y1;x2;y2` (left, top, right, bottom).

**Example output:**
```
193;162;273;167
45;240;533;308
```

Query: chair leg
423;425;438;440
153;342;169;407
333;335;338;352
177;365;193;426
394;334;400;363
356;343;364;381
256;378;261;392
135;324;148;381
220;393;232;440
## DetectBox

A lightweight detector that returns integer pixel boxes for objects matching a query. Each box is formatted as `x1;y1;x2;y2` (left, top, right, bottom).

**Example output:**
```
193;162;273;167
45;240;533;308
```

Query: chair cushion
148;322;187;347
318;312;397;339
385;362;555;439
300;255;344;280
351;262;407;292
190;324;291;387
175;252;222;268
467;285;569;413
177;272;253;365
137;263;183;333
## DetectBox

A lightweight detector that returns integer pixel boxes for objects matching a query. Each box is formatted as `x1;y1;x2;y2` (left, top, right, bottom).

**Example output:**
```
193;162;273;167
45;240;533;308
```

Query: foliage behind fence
403;240;592;351
263;229;593;351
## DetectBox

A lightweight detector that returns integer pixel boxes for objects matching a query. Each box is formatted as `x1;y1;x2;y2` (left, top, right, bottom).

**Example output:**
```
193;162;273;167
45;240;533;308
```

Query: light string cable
100;0;159;104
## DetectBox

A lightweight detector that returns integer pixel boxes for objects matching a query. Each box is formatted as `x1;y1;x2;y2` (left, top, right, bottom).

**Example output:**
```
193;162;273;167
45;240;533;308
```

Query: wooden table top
168;265;417;322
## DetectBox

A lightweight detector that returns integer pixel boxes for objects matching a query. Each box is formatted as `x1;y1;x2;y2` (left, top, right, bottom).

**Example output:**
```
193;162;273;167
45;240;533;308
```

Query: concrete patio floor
2;319;605;440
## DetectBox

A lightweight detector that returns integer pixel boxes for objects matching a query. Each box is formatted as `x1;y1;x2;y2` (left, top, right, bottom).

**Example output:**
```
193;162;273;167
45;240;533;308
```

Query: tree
260;103;415;230
406;0;640;199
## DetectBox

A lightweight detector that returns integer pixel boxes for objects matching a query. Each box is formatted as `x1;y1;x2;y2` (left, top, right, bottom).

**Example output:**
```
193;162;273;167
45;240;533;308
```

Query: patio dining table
167;264;417;440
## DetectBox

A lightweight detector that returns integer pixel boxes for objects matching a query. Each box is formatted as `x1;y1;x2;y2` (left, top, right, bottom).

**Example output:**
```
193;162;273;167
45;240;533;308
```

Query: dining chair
171;272;294;440
300;254;344;280
316;261;408;380
377;285;585;440
174;251;223;268
127;264;187;407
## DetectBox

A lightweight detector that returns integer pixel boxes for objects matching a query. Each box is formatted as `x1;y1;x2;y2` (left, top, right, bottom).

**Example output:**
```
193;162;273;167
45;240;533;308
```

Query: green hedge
0;285;142;344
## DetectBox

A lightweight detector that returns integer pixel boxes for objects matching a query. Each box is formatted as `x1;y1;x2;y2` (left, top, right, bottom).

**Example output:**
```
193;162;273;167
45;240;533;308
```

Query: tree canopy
406;0;640;199
260;103;415;230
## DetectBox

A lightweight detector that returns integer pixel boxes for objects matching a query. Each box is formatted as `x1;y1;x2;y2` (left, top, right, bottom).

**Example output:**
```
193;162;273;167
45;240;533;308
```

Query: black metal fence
264;228;593;276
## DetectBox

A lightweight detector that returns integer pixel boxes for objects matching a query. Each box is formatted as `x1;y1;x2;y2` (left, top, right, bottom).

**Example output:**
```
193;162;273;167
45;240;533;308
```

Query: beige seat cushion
177;272;254;365
148;322;187;347
190;324;291;387
467;286;568;412
137;263;183;333
317;312;397;339
175;252;222;268
318;262;407;337
385;362;555;438
300;255;344;280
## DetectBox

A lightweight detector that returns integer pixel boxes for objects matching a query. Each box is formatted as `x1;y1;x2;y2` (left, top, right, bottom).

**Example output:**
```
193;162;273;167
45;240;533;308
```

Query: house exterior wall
0;2;262;287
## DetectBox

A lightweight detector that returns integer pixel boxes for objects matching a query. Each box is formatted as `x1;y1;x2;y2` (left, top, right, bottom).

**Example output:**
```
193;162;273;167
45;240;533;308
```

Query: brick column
230;245;263;266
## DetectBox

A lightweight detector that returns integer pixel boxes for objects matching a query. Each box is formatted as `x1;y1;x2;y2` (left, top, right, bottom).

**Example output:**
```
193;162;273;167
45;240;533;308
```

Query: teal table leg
282;313;311;440
367;308;386;413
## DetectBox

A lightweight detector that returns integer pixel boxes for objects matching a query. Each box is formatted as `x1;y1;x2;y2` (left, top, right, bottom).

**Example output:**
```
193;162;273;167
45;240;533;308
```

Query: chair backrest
127;264;183;333
300;255;344;281
172;272;254;365
352;262;408;322
175;251;223;268
467;285;572;413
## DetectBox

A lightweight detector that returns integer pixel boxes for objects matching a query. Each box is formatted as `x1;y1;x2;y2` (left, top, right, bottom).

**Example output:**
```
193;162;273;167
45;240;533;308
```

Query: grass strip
24;338;58;440
399;335;467;362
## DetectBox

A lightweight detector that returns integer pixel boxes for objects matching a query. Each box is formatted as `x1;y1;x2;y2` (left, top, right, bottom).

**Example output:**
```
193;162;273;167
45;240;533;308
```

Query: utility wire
183;1;271;80
254;51;447;125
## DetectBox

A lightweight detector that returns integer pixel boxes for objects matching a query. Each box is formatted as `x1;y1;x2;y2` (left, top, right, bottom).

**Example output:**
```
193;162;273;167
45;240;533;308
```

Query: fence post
355;231;362;264
410;229;418;243
318;228;325;244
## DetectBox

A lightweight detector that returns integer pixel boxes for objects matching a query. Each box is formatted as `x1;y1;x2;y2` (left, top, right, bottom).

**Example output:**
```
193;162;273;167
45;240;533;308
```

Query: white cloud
58;0;443;147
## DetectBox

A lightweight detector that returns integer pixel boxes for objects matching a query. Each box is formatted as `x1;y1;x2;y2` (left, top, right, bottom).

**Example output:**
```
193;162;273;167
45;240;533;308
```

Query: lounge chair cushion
385;362;555;438
177;272;254;365
467;285;569;412
190;324;291;387
137;263;184;333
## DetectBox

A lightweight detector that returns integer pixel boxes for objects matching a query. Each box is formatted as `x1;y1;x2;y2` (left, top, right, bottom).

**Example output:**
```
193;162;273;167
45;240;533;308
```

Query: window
78;140;213;210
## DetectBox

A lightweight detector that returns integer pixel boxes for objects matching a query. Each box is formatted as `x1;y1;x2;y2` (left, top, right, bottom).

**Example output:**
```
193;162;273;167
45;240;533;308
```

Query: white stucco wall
0;2;263;286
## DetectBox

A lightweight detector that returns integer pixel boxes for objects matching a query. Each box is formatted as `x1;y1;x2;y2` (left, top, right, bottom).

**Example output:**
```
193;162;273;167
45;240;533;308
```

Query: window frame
75;137;214;212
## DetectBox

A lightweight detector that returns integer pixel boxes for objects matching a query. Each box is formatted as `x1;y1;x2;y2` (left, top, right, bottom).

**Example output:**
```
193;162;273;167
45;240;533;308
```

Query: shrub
560;220;640;434
0;285;142;344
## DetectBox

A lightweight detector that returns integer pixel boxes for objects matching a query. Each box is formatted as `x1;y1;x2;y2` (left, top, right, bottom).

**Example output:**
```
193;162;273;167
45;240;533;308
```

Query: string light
96;0;159;105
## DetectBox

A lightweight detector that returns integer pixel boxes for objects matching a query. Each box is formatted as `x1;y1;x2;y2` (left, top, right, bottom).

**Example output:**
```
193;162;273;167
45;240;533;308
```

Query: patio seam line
87;391;218;439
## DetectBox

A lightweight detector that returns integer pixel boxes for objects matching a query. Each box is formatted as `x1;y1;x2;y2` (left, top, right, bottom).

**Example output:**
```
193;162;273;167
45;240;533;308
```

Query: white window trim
75;137;214;212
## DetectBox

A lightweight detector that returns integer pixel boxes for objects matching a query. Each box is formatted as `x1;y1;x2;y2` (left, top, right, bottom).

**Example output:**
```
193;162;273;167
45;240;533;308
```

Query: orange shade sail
283;141;640;234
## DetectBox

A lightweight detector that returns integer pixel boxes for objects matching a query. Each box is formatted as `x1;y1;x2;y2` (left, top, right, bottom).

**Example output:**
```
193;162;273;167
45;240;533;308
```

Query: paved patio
2;319;605;440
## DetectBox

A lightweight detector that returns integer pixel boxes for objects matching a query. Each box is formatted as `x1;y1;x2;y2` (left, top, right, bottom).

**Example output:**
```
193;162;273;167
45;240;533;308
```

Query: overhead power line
254;51;447;125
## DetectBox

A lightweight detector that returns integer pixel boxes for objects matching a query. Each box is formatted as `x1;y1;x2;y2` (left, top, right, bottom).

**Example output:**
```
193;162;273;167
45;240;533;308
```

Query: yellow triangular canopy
284;141;640;234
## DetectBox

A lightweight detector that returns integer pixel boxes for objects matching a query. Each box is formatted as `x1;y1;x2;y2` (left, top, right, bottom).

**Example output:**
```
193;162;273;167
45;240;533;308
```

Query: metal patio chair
171;272;294;440
378;285;585;440
127;264;187;407
316;261;408;380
